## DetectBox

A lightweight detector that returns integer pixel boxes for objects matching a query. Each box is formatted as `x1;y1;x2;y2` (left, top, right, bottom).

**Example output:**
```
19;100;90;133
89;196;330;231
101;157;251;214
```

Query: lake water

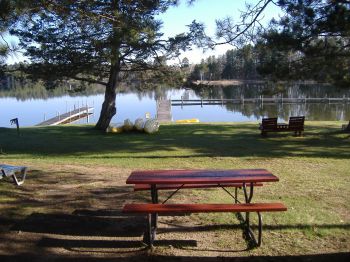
0;84;349;127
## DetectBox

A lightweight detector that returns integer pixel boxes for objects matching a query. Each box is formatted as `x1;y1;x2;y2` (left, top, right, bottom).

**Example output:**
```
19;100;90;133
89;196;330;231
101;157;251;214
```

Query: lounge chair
0;164;28;185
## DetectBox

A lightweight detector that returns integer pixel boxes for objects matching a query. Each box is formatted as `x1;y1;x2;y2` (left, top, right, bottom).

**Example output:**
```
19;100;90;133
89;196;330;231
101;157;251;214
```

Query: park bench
0;164;27;185
123;202;287;247
259;116;305;136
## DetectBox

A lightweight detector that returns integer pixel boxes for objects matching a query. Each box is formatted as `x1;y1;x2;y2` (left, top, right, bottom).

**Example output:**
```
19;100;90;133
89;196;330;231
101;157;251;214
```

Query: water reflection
191;83;350;100
178;83;350;121
0;83;349;127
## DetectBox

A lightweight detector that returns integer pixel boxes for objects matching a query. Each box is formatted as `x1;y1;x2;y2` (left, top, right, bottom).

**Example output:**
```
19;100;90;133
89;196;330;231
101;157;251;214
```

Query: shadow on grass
0;124;349;159
9;208;350;254
12;212;145;237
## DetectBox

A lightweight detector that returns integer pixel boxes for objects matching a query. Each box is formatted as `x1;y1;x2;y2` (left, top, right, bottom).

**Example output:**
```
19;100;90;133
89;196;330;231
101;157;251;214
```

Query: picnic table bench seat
123;203;287;213
259;116;305;136
0;164;27;186
123;202;287;247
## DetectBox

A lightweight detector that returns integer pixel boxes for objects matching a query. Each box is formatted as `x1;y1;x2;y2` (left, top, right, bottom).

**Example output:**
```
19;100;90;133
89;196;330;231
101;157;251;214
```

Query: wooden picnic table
124;169;286;247
126;169;279;206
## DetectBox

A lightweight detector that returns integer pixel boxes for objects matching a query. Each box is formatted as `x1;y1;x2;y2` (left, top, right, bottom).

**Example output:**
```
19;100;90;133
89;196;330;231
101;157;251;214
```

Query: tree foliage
258;0;350;85
211;0;350;86
189;46;259;81
0;0;27;74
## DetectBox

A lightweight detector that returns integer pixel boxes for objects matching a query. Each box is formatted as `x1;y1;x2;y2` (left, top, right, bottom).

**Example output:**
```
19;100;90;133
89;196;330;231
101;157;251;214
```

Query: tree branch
214;0;274;46
70;76;107;86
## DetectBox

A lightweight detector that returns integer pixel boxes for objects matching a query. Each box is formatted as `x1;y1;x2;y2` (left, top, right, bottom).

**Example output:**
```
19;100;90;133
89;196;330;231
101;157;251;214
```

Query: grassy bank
0;122;349;260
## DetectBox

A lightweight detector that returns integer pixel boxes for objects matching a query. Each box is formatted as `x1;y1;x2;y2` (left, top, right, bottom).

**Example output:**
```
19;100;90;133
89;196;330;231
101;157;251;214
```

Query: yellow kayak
175;118;200;123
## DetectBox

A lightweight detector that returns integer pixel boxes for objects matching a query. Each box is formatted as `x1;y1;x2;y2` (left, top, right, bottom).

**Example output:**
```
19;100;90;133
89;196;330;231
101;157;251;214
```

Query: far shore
190;79;326;87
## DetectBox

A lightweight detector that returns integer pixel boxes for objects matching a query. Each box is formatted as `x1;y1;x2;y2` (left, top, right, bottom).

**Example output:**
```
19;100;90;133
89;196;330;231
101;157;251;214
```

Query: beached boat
175;118;200;123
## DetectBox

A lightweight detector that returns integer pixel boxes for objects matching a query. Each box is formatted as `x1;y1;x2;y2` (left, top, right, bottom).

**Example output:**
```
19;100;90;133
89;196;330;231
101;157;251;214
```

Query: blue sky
158;0;282;64
4;0;282;65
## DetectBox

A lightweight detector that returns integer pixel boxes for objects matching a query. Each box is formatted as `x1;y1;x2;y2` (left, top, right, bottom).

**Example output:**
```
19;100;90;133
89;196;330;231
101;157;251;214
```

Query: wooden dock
37;107;94;126
156;99;172;122
172;97;350;106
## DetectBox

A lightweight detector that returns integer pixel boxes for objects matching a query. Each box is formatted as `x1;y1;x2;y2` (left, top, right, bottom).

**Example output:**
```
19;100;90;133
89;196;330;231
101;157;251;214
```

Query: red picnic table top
126;169;279;185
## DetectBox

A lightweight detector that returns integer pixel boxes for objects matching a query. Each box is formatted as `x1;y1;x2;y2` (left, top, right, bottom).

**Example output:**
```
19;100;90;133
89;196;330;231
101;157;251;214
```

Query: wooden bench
259;116;305;136
0;164;27;186
123;202;287;247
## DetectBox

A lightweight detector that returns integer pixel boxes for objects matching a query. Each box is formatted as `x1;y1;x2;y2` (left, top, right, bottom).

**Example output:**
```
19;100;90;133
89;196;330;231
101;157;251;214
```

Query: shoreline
190;79;327;87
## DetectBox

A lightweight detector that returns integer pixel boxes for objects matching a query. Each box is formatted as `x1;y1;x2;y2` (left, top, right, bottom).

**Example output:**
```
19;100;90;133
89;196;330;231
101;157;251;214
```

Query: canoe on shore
175;119;200;123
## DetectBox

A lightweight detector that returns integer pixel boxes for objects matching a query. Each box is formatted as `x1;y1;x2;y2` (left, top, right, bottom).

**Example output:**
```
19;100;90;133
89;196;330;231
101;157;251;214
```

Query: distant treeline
188;39;349;88
189;45;260;81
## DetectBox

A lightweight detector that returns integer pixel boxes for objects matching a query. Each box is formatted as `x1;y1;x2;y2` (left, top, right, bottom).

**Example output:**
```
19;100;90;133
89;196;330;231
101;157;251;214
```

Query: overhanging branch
71;76;107;86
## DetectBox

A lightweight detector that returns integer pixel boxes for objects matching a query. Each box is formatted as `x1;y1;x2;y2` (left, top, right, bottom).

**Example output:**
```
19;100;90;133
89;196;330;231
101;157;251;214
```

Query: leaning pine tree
11;0;196;130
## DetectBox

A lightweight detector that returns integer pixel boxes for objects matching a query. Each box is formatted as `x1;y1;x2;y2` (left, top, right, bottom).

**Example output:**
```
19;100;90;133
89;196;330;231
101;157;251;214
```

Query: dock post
201;99;203;107
281;94;283;105
86;104;89;123
92;100;95;120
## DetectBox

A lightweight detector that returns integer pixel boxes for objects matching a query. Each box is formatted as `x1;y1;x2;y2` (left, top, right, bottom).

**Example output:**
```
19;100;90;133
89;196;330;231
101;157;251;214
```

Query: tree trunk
94;63;120;130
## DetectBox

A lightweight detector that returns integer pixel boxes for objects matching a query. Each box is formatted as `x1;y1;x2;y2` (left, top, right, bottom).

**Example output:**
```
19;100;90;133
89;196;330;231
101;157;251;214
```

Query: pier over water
37;107;93;126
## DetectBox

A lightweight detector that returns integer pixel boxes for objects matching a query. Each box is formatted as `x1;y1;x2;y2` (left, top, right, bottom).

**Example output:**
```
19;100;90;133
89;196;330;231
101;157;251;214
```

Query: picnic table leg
242;183;262;246
146;184;158;246
242;183;251;238
235;187;238;203
143;185;158;246
242;183;254;203
147;214;155;247
245;212;263;247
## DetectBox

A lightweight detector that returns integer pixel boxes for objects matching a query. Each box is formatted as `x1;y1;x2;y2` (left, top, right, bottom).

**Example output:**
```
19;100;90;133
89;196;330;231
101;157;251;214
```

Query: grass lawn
0;121;349;261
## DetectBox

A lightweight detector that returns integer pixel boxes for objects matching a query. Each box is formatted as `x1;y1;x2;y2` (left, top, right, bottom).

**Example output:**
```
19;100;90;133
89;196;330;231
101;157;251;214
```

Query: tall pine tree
10;0;195;129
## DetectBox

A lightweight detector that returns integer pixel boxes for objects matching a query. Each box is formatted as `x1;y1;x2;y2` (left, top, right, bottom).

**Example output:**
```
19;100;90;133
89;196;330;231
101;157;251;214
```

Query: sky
4;0;282;65
157;0;282;64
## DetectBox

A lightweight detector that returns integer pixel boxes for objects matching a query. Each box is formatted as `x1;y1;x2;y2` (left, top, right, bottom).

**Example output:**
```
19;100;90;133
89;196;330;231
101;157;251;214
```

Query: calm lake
0;83;349;127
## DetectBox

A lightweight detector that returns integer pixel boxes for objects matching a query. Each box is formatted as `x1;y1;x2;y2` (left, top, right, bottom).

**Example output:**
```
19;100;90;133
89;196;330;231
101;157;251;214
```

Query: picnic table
123;169;287;247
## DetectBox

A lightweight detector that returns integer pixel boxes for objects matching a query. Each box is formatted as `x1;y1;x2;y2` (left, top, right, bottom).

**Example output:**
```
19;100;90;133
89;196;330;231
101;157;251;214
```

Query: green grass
0;121;349;258
1;121;349;166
